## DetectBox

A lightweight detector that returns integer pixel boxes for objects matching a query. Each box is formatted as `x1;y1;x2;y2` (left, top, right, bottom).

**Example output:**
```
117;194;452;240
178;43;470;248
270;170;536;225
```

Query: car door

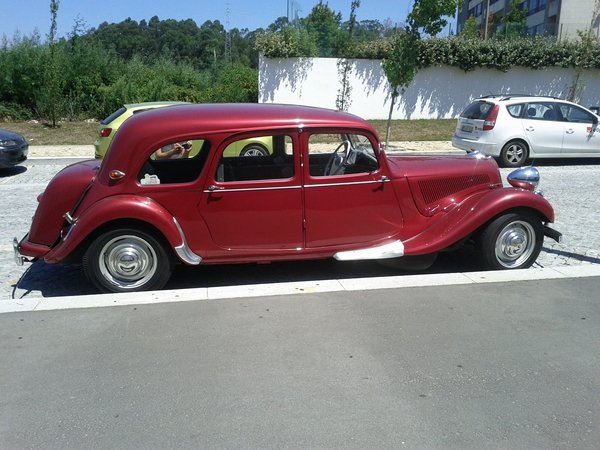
302;132;404;248
521;102;563;155
558;103;600;155
199;134;303;250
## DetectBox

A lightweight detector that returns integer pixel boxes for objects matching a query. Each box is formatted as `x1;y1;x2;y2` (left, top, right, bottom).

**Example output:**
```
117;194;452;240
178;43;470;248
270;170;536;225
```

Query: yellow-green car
94;102;190;158
95;102;273;158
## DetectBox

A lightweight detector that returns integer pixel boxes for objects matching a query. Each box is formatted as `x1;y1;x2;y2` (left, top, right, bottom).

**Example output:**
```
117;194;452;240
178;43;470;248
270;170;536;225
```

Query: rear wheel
476;212;543;270
240;144;268;156
83;226;174;293
499;140;528;168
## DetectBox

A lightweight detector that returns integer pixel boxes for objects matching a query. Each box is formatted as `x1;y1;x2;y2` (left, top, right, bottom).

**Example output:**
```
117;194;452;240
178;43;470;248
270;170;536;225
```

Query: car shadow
0;165;27;178
13;245;595;300
12;247;484;299
525;157;600;167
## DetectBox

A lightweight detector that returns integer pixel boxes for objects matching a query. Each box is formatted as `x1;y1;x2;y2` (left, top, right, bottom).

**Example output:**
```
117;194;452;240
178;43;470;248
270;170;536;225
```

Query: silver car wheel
494;220;536;268
500;140;528;168
99;235;158;289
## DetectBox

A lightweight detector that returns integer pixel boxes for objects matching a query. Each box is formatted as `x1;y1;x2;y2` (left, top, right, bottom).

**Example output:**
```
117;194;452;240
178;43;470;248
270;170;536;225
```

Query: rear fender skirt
402;188;555;256
43;195;196;264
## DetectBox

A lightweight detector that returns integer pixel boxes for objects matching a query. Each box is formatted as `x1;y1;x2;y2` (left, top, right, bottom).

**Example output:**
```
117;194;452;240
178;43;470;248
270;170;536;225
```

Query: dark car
0;128;28;169
15;104;562;293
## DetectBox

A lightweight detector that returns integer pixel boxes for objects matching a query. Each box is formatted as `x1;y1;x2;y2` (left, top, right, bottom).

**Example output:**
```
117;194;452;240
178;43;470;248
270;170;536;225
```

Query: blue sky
0;0;444;41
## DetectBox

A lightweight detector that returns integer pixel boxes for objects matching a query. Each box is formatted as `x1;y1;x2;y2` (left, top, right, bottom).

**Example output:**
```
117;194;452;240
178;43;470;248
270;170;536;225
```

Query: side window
506;104;524;118
215;135;294;182
559;104;596;124
138;139;209;185
525;102;556;121
308;133;379;177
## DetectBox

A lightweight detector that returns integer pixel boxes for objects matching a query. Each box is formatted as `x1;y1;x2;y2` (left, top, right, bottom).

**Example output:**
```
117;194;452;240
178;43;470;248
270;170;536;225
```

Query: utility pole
225;2;232;62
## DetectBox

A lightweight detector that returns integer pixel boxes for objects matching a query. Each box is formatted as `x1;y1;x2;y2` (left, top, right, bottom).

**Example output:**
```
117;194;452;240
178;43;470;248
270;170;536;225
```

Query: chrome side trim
306;178;391;189
203;185;301;193
173;217;202;265
334;240;404;261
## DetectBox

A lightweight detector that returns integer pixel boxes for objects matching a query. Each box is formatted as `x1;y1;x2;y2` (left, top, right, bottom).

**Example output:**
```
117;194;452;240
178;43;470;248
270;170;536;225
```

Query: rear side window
506;104;524;118
525;102;557;121
460;102;494;119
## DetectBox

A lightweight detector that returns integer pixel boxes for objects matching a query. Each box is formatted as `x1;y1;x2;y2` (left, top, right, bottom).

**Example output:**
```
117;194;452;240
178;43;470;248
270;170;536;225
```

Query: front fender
44;195;185;264
403;187;555;255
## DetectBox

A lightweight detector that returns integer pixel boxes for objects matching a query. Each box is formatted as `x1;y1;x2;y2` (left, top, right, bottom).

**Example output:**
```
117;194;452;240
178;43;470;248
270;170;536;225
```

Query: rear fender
44;195;187;264
403;188;555;255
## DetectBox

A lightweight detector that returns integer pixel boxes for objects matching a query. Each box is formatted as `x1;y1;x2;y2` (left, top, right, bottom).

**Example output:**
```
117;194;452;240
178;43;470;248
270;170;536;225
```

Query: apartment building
456;0;599;39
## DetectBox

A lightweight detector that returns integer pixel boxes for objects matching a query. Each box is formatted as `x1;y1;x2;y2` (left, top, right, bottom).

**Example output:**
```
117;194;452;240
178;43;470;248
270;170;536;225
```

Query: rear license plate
461;124;474;133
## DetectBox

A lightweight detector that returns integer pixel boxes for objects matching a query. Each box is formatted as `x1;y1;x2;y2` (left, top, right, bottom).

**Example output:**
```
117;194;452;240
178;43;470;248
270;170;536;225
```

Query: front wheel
476;212;543;270
83;226;174;293
499;140;528;168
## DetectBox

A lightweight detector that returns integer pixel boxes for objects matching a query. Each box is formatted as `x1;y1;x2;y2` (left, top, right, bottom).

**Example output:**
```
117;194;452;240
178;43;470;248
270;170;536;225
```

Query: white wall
259;54;600;120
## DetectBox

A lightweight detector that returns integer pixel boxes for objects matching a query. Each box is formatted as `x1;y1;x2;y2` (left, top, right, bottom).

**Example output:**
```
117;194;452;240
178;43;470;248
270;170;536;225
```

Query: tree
43;0;61;126
336;0;360;111
568;0;600;102
459;15;481;39
303;1;342;57
381;0;460;146
501;0;528;38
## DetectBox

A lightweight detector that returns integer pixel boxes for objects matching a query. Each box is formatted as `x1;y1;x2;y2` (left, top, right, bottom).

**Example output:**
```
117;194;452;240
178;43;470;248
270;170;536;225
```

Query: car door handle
208;185;225;191
566;129;575;134
525;126;535;132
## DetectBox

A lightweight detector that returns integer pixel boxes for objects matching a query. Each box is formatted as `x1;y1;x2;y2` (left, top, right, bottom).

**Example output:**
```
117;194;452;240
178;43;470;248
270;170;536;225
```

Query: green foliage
407;0;460;37
254;27;317;58
303;1;343;57
418;36;600;72
459;15;481;40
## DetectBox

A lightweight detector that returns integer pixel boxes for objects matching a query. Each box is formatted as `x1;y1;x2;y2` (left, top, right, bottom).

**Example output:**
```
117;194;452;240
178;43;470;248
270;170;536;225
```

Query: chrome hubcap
495;220;535;268
99;235;157;289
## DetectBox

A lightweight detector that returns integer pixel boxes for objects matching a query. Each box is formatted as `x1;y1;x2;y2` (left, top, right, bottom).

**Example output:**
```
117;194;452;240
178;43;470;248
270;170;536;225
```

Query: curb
3;265;600;314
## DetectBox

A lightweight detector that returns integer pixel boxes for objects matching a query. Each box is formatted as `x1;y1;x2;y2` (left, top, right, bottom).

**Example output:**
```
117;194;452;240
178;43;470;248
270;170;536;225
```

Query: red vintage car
14;104;562;293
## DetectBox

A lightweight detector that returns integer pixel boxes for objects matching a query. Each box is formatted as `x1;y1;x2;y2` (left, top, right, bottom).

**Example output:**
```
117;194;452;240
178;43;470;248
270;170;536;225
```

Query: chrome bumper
13;237;35;266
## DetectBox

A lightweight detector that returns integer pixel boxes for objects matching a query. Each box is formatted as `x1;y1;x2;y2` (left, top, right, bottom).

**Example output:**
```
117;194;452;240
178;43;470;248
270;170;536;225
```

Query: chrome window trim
305;178;390;188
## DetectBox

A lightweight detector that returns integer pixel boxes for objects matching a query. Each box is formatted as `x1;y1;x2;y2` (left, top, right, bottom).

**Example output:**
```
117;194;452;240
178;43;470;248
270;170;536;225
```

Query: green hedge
256;34;600;72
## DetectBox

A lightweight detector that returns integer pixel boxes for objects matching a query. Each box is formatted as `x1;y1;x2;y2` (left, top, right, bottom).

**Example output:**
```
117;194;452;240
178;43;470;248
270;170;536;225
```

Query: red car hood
386;155;503;216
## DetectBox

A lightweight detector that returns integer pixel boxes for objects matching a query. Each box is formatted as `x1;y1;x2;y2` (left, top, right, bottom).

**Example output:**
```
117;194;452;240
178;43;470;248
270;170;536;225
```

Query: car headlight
507;167;540;193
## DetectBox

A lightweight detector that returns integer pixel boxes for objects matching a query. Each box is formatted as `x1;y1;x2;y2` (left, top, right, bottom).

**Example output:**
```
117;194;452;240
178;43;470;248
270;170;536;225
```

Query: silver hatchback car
452;95;600;167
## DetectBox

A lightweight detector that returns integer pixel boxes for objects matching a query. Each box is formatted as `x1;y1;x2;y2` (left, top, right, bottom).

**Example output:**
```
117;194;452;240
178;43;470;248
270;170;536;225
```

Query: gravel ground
4;144;599;300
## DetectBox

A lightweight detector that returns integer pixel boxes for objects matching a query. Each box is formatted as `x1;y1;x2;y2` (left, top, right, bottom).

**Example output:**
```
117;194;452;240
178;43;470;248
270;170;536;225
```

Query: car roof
123;103;374;138
105;103;378;168
477;95;565;102
123;101;191;110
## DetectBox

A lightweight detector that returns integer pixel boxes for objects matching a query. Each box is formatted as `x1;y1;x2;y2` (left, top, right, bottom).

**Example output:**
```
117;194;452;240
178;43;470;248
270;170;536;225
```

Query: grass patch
369;119;457;142
1;121;99;145
0;118;456;146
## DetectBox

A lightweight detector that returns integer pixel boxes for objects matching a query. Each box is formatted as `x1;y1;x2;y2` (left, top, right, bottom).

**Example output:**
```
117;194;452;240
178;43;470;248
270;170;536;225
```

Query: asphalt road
2;276;600;449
